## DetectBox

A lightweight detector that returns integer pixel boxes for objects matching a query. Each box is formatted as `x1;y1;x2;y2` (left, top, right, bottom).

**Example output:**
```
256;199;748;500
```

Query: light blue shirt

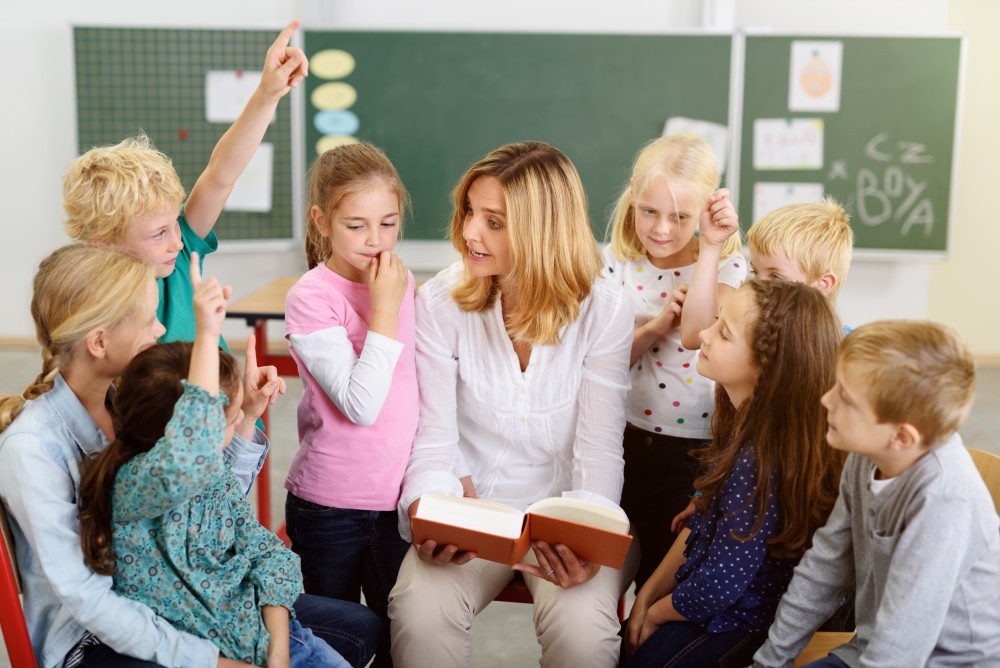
0;373;268;668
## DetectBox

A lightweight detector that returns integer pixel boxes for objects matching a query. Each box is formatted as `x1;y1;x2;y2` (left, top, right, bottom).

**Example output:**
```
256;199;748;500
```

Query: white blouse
398;262;633;540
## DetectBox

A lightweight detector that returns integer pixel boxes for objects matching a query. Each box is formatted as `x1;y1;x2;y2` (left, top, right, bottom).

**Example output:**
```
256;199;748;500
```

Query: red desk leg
254;321;272;531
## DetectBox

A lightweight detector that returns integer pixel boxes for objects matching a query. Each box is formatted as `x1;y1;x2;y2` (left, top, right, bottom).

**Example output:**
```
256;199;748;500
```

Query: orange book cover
411;496;632;570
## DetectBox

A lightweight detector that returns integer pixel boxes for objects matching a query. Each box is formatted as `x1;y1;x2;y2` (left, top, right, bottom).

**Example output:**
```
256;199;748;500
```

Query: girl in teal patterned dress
78;260;349;668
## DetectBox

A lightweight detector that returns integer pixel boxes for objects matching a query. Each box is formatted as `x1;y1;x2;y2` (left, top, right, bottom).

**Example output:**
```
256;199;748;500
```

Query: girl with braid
622;279;846;668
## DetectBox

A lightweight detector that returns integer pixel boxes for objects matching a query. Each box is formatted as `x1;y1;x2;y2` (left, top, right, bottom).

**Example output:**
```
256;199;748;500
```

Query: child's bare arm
185;20;308;238
679;189;739;349
262;605;291;668
630;285;686;367
189;253;230;396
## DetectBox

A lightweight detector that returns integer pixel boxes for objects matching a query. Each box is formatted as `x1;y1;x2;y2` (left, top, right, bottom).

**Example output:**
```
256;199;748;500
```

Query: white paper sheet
662;117;729;175
752;182;824;223
789;41;843;113
225;143;272;212
753;118;824;170
206;70;273;124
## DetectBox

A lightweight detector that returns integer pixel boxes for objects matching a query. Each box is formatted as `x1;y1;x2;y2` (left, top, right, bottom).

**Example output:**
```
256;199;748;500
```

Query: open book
411;493;633;570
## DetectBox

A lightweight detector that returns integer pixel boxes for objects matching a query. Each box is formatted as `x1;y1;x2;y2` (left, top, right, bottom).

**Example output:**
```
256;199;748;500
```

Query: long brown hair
693;279;844;560
449;141;603;345
78;342;241;575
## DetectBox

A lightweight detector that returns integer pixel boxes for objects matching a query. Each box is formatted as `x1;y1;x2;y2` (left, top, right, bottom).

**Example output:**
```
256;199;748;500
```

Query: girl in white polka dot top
603;134;746;589
622;279;845;668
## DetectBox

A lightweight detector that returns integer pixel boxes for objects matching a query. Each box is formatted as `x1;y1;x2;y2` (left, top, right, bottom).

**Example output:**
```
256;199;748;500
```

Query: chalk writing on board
855;133;934;236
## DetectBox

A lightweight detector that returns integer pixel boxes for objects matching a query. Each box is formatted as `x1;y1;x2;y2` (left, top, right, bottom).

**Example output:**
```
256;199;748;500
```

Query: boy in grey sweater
753;320;1000;668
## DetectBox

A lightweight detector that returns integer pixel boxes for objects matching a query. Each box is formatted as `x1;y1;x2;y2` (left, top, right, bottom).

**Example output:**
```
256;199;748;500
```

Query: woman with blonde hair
388;142;636;667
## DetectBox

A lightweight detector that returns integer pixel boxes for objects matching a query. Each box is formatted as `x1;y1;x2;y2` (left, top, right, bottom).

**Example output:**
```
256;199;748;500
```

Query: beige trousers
388;544;638;668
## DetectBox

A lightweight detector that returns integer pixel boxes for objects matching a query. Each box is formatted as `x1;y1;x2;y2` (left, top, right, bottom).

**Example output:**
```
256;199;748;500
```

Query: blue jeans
74;593;379;668
622;620;768;668
285;493;410;668
289;618;351;668
802;655;850;668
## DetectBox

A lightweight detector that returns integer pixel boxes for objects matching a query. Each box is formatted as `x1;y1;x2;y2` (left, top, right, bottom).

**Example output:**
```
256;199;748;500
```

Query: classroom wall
927;0;1000;359
5;0;990;355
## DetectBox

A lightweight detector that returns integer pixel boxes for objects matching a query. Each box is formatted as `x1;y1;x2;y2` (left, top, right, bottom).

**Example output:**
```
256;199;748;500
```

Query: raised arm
184;20;308;238
679;189;739;349
115;255;233;519
0;439;220;667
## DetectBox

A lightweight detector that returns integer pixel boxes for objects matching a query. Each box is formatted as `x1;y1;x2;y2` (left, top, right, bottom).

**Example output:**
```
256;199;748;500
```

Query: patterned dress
111;382;302;665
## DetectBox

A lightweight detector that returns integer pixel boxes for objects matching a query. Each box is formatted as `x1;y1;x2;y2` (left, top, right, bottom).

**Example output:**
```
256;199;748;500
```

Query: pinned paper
753;118;824;170
789;41;843;113
206;71;273;124
225;143;273;212
663;117;729;175
753;182;824;223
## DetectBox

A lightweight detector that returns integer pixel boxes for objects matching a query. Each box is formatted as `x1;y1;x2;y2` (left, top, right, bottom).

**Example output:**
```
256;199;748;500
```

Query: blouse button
643;436;653;445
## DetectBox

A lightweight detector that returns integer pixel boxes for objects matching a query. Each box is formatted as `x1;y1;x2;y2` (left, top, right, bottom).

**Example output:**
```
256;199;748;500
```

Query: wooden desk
227;276;299;533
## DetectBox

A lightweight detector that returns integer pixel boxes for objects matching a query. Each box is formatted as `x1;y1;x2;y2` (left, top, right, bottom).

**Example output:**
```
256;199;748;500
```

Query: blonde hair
63;132;185;243
450;141;602;345
607;134;742;262
839;320;975;448
0;244;154;432
305;143;410;270
748;197;854;298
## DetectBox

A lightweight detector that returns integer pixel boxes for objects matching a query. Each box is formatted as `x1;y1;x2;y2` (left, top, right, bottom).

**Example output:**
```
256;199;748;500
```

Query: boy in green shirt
62;20;308;345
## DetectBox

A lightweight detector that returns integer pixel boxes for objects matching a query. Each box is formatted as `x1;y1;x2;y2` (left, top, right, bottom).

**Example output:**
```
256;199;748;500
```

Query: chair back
0;502;38;667
967;448;1000;514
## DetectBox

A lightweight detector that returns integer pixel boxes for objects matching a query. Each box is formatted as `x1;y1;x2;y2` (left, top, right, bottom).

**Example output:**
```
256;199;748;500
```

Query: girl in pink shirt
284;143;417;668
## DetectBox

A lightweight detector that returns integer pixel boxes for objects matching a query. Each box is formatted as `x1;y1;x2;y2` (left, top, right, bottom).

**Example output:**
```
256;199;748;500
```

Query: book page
526;497;629;534
415;493;525;538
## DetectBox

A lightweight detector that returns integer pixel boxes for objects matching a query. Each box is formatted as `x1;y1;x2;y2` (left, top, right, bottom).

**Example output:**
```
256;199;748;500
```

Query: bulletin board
737;34;964;254
73;27;295;241
302;31;733;240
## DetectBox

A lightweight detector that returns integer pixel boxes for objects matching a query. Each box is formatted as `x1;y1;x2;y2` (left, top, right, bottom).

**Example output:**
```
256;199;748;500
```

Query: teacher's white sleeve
397;287;463;540
564;285;633;512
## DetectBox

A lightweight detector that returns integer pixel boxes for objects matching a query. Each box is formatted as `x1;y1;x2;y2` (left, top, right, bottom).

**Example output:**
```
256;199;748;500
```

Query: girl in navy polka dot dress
603;135;746;590
77;264;349;667
622;279;845;668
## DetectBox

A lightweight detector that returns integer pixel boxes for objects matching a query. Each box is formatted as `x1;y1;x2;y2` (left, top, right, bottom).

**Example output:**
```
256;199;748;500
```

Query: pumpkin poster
789;41;843;112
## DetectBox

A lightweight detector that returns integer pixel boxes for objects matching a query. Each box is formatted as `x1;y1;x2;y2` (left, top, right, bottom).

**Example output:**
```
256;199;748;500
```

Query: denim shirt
0;373;268;668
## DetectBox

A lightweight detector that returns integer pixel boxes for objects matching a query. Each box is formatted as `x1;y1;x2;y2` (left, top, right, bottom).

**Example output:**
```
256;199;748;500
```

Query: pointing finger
245;333;259;375
270;19;301;54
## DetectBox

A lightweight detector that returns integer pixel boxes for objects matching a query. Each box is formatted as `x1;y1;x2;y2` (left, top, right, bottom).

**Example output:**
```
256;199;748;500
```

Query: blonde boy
747;198;854;299
62;20;307;344
754;321;1000;668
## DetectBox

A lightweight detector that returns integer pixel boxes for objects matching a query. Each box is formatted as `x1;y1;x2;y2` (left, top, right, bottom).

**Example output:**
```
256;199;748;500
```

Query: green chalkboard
738;35;962;253
304;31;732;240
74;27;294;241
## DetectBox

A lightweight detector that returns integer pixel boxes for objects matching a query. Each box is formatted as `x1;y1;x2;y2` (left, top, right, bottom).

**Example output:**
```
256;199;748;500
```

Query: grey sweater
754;434;1000;667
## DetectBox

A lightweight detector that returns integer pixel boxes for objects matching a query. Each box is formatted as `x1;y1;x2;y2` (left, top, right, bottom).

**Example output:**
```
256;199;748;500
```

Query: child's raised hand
190;252;232;340
698;188;739;249
369;251;409;315
241;333;287;423
259;19;309;101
